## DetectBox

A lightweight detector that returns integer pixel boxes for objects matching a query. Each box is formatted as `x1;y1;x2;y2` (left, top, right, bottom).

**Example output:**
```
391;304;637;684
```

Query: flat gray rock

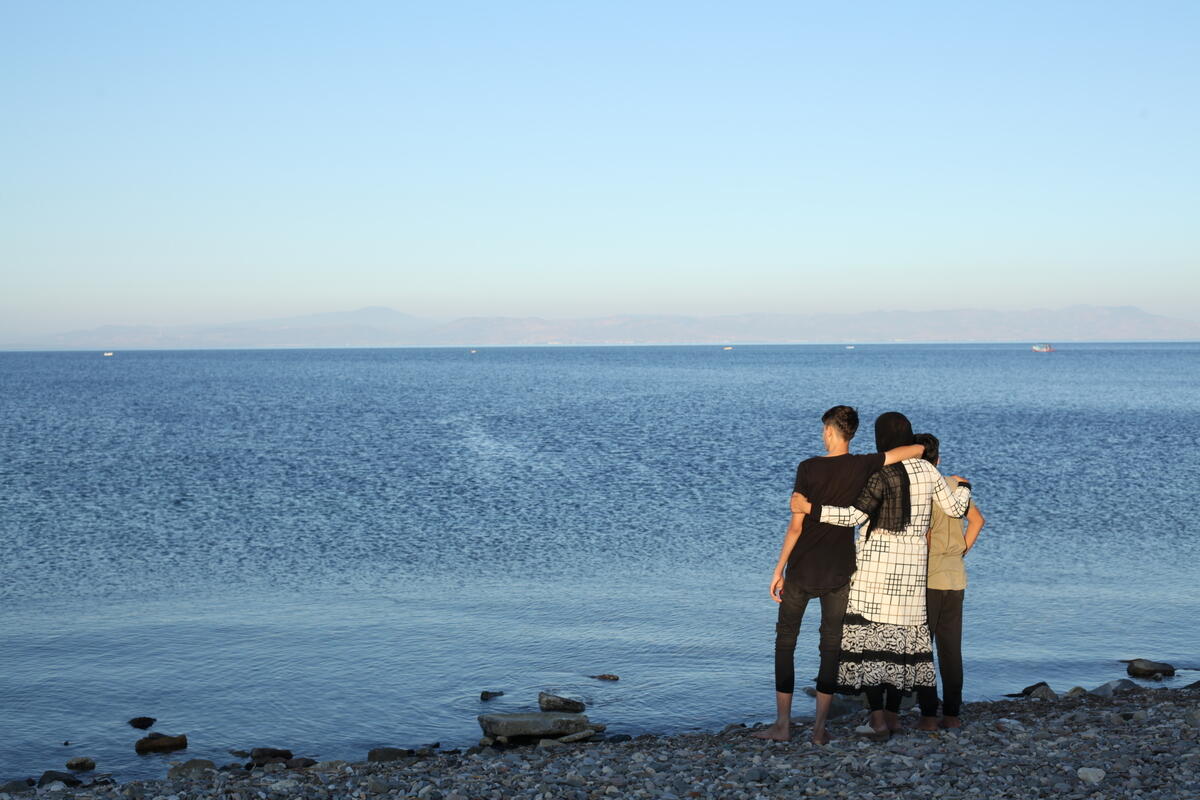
538;692;586;713
1125;658;1175;677
478;712;590;738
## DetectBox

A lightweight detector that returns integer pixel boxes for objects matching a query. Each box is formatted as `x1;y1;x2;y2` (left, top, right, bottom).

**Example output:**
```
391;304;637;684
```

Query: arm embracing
964;504;985;551
932;465;972;518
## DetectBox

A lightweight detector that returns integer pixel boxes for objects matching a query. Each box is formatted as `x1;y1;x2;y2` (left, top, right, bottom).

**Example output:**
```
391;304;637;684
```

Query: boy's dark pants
917;588;965;717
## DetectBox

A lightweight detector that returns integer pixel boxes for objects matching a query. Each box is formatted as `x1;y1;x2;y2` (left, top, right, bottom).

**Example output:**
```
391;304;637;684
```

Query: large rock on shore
135;733;188;754
538;692;586;713
1091;679;1138;697
1125;659;1175;678
0;779;34;794
37;771;81;788
478;712;590;739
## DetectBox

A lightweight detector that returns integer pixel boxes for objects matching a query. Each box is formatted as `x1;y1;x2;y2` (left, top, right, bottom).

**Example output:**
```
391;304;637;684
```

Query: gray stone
0;780;34;795
167;759;215;780
1029;684;1058;701
539;692;586;713
366;776;390;794
480;691;504;701
1065;686;1087;697
537;738;565;749
249;748;293;764
742;767;769;782
1125;659;1175;678
559;729;597;743
65;757;95;772
367;747;414;762
1077;767;1106;785
37;772;81;789
1184;709;1200;727
478;712;590;739
1090;679;1137;697
607;734;633;743
285;757;317;769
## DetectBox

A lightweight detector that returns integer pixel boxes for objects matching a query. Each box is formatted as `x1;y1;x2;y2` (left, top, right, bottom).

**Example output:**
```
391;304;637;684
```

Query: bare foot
810;727;833;745
751;722;791;741
884;710;903;733
915;716;940;731
940;716;962;729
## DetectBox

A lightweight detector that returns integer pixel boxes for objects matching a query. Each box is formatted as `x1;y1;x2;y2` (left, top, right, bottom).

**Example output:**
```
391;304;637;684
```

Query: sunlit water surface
2;344;1197;779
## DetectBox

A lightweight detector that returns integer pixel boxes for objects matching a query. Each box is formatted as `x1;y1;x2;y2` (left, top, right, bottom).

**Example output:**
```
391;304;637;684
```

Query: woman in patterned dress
791;412;972;738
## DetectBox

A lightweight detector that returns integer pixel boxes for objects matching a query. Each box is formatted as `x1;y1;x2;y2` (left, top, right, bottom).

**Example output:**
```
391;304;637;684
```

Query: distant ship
845;345;855;349
102;352;114;357
1031;344;1054;353
722;346;733;350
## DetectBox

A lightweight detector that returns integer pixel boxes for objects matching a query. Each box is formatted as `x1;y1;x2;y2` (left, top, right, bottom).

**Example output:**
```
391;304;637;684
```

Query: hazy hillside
7;305;1198;350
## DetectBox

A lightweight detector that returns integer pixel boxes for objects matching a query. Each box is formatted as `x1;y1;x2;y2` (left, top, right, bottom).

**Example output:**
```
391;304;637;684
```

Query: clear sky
2;1;1197;337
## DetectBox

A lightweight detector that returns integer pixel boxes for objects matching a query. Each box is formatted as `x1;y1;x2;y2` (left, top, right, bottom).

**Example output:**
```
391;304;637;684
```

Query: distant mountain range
6;305;1199;350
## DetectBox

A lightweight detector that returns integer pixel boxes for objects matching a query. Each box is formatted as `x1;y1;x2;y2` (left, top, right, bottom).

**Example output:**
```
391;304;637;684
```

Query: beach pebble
1077;767;1106;784
166;759;214;779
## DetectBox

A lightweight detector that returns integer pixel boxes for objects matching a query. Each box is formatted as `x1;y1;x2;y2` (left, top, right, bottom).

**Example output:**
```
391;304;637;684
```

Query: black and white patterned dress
812;458;971;695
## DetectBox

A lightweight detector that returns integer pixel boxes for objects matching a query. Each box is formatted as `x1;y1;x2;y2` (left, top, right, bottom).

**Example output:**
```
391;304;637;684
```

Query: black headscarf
874;411;915;452
868;411;914;534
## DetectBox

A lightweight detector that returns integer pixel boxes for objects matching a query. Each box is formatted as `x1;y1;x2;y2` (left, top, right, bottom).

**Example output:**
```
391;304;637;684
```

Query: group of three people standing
755;406;986;744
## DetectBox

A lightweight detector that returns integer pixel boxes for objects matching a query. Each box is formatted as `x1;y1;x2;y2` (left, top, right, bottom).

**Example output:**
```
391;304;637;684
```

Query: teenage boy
753;405;923;744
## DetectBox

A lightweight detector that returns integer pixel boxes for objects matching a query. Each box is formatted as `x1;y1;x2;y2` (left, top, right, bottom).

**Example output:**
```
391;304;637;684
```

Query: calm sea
2;344;1198;780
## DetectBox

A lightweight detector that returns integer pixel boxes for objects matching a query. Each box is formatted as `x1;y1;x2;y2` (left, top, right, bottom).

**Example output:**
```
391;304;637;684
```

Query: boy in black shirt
753;405;923;744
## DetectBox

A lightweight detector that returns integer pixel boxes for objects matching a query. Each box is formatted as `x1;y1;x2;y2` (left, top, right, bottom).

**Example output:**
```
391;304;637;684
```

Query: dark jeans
774;580;849;695
917;588;964;717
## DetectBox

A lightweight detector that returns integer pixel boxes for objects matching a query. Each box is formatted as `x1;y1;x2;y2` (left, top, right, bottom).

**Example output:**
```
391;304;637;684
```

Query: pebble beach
9;680;1199;800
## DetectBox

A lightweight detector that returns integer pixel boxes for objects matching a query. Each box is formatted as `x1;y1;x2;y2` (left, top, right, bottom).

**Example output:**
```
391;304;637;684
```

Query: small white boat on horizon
1032;343;1054;353
103;352;114;357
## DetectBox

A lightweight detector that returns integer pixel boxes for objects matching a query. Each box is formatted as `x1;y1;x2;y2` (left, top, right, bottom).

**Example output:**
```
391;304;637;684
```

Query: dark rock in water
0;779;35;794
367;747;414;762
1186;679;1200;690
478;712;590;739
607;734;633;743
539;692;586;713
228;750;250;758
1006;681;1051;698
219;763;246;773
65;756;96;772
1125;658;1176;678
249;747;293;765
135;734;187;754
480;691;504;701
167;759;215;779
38;771;82;788
589;674;620;681
128;717;156;730
286;757;317;769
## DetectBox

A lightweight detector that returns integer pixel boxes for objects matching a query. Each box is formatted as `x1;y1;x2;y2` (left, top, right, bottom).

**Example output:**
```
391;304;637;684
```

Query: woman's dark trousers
917;588;965;717
774;581;849;695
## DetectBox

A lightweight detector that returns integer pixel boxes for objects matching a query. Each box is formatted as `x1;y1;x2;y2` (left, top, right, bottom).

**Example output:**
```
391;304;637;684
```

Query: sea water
2;343;1198;779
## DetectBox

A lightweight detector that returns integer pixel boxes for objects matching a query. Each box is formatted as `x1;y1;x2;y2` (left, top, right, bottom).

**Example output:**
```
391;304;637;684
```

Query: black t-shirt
787;452;885;590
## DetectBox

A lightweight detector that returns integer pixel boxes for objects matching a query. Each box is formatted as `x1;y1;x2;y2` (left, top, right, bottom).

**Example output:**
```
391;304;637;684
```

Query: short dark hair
913;432;940;464
821;405;859;440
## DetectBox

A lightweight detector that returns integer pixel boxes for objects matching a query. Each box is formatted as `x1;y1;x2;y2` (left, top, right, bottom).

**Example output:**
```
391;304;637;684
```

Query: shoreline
7;680;1198;800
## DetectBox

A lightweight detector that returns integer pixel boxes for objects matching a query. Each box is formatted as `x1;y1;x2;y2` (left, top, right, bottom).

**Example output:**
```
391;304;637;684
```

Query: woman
791;412;972;737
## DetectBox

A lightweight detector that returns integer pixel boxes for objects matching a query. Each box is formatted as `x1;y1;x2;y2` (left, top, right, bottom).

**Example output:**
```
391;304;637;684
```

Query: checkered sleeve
815;469;883;527
928;463;971;518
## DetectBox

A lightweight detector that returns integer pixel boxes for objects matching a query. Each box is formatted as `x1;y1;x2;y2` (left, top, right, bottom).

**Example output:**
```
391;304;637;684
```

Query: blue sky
2;1;1197;337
